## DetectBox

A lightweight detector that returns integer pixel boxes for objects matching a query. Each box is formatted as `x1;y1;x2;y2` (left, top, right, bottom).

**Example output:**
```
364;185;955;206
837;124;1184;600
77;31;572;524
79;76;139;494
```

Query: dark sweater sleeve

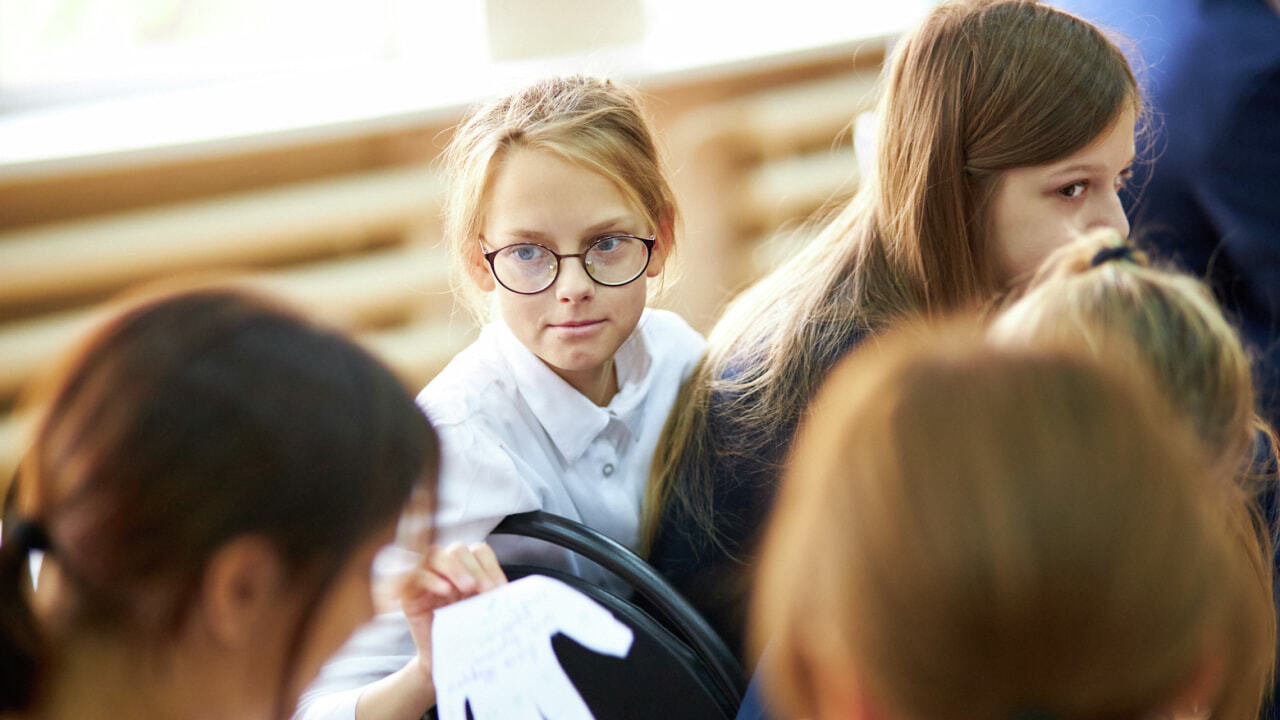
647;384;796;662
648;326;867;663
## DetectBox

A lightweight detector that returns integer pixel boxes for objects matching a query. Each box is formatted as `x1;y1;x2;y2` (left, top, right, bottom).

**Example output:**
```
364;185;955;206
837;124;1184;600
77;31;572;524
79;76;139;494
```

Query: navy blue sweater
647;327;866;662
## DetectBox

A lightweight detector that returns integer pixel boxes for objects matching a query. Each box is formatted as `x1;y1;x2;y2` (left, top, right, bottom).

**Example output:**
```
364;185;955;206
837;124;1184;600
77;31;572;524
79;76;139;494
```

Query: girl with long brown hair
645;0;1143;661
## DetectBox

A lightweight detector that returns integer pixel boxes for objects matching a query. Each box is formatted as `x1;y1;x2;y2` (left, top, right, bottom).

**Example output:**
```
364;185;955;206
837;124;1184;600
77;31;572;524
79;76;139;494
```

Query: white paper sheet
431;575;635;720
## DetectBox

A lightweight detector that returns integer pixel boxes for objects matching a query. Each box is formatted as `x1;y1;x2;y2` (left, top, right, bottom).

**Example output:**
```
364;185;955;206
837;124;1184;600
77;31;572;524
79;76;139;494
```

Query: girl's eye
1057;181;1088;199
1115;168;1133;191
593;236;623;253
510;245;544;262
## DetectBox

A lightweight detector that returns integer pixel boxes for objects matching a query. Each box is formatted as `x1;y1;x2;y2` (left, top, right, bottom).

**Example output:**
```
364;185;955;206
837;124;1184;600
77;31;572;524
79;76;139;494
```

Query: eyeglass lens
491;236;650;293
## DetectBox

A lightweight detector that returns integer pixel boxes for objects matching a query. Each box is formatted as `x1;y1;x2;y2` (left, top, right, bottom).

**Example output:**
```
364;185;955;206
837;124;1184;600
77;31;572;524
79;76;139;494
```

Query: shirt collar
608;310;654;437
492;313;653;461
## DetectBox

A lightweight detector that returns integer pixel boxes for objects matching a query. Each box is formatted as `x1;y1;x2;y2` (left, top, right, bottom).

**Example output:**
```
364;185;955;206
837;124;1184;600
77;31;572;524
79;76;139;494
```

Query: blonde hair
753;327;1275;720
991;231;1268;478
644;0;1142;553
440;74;678;322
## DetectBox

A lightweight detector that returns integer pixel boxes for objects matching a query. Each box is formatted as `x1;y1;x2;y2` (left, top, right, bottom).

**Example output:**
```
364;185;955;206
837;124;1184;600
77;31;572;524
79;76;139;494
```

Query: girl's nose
554;258;596;302
1091;190;1130;238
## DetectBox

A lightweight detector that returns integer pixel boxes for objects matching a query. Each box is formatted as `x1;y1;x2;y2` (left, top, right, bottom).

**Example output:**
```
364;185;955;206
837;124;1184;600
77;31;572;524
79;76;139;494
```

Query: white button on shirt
418;307;706;591
291;309;704;720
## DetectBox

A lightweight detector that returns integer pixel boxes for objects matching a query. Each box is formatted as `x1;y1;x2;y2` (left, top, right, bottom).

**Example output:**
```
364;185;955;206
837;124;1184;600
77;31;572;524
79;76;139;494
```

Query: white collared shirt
418;307;705;588
291;309;703;720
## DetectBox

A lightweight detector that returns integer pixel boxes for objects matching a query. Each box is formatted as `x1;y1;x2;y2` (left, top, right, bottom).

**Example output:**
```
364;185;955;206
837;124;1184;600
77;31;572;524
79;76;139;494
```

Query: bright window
0;0;489;110
0;1;933;172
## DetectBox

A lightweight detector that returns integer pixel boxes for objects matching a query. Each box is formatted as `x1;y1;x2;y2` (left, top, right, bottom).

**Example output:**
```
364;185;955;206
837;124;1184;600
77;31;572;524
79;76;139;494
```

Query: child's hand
398;542;508;676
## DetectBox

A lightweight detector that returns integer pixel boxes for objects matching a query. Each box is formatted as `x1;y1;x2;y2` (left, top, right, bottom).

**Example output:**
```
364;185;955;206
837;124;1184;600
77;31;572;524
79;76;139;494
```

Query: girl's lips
549;319;605;336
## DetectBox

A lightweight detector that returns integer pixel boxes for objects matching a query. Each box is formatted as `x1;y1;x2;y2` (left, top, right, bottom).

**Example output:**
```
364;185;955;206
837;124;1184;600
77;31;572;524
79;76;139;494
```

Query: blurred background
0;0;935;487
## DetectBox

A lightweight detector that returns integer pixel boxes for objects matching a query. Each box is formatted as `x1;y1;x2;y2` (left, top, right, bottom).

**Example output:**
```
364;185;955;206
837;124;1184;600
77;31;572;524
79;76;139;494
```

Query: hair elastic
7;520;50;554
1090;244;1136;267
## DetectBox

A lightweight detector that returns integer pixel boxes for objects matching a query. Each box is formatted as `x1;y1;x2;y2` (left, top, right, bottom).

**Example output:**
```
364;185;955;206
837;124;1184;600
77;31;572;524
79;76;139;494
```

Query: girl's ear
198;536;286;648
646;217;674;278
1166;648;1224;719
467;242;497;292
810;652;884;720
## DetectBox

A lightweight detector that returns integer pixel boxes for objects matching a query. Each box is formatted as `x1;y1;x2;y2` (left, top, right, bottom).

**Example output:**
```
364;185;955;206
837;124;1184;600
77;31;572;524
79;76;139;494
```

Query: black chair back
492;511;747;718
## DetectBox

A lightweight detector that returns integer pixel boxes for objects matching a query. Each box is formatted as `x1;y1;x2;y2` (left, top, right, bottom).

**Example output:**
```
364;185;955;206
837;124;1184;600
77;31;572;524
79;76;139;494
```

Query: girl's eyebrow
501;216;639;242
507;229;550;241
1047;162;1105;179
1047;155;1136;180
583;216;635;234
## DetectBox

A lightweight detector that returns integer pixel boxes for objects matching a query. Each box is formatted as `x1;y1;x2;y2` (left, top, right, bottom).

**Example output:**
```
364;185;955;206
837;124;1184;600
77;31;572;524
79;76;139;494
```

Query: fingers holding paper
399;542;509;668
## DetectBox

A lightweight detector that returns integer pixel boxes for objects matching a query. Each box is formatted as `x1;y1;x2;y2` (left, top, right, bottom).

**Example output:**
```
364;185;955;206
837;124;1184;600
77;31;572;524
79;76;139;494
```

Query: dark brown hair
0;287;437;713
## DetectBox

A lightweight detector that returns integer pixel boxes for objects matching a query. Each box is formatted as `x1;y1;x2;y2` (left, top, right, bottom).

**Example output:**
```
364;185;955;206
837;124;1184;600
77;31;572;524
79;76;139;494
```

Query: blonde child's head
991;230;1261;475
438;75;679;403
442;74;677;321
752;327;1274;720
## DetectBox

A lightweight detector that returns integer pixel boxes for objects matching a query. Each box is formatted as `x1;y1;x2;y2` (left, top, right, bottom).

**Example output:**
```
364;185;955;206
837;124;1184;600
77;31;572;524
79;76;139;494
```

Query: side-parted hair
441;74;679;322
643;0;1142;552
753;327;1275;720
991;231;1270;479
0;287;438;714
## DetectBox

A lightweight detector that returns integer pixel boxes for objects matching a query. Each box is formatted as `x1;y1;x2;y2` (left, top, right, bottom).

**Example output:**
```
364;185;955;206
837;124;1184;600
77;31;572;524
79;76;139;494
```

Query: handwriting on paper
431;575;634;720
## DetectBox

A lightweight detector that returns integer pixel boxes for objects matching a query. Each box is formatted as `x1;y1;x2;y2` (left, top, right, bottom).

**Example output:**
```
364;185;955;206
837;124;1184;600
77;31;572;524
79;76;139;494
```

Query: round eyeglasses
482;234;656;295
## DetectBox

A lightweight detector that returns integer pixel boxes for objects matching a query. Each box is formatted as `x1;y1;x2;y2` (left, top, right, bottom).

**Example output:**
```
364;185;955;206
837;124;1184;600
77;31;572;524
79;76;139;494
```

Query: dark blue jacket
648;327;866;663
1056;0;1280;424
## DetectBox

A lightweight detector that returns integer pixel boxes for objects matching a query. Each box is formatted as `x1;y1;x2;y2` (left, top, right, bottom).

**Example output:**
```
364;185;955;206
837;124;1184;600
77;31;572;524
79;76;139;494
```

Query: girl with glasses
294;75;704;720
0;287;437;720
644;0;1146;664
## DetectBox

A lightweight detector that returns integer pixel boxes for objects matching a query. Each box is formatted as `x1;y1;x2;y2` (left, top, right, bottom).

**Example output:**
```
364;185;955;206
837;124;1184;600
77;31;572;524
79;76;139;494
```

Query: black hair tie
1090;244;1135;267
8;520;51;553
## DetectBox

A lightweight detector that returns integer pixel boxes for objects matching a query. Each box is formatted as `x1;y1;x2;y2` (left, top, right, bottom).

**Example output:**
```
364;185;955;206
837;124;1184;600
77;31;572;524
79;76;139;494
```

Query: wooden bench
662;68;880;328
0;162;469;481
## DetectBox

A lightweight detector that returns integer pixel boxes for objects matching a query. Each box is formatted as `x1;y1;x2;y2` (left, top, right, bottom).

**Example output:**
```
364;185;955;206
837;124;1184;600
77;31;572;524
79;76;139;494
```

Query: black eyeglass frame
481;234;657;295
